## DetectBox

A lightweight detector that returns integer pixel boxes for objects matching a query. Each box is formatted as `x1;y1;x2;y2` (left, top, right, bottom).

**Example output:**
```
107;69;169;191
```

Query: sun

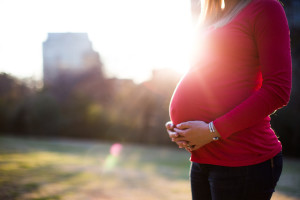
89;0;193;81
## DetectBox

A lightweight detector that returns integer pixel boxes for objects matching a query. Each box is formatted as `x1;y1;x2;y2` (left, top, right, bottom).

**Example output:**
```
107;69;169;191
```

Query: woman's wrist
208;121;221;141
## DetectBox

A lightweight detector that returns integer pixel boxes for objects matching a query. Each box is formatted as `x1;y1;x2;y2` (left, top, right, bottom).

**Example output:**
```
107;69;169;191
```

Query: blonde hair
194;0;252;28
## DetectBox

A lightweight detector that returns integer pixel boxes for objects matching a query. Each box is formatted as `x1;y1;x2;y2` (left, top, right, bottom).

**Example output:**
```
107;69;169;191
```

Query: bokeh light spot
110;143;122;157
102;143;123;172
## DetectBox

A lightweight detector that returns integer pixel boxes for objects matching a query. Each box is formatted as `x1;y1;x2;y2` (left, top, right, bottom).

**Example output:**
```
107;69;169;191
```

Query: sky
0;0;193;83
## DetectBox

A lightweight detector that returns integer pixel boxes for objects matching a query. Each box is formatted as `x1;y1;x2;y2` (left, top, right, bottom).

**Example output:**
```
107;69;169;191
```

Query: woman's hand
173;121;220;151
165;121;189;149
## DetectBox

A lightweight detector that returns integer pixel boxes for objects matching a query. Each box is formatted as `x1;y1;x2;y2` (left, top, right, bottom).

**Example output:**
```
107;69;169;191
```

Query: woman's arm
213;0;292;139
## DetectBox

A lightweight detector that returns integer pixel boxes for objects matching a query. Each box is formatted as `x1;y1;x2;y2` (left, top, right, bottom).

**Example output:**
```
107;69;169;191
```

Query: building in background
43;33;103;87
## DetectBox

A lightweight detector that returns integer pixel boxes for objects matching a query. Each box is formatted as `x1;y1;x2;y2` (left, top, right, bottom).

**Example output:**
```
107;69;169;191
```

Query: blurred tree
23;92;61;136
99;69;181;145
138;69;181;145
0;73;31;132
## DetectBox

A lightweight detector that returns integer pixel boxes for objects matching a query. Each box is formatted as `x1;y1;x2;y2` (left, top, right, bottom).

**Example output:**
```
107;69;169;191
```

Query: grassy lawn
0;136;299;200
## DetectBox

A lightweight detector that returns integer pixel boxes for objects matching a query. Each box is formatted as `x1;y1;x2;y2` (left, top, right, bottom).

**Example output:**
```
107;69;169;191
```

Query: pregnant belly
169;69;254;125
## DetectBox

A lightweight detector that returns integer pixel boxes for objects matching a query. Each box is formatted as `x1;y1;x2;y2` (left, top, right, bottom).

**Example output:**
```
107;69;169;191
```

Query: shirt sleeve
213;0;292;139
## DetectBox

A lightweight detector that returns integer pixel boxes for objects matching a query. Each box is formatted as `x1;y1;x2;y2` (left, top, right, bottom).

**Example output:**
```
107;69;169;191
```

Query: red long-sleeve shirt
169;0;292;166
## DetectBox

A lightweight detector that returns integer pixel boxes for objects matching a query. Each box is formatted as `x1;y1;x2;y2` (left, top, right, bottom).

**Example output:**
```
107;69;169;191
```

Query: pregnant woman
166;0;292;199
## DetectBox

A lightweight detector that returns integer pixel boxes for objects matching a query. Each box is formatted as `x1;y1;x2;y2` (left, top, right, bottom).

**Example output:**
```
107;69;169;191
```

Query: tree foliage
0;69;180;146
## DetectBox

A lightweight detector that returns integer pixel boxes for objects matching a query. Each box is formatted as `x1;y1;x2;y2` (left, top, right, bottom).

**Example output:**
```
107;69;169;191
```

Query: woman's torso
169;0;283;166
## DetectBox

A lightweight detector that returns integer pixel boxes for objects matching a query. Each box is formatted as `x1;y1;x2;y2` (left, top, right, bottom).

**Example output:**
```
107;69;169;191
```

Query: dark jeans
190;152;282;200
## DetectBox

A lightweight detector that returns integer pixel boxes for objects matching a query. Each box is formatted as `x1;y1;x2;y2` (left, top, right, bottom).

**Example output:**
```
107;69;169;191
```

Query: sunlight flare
221;0;225;9
103;143;123;172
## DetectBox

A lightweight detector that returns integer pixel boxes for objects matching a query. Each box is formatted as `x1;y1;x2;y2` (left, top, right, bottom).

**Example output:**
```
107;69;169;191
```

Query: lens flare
221;0;225;9
103;143;123;172
110;143;122;156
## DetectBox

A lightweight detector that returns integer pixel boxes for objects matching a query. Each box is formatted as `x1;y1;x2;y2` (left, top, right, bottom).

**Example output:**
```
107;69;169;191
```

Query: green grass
0;136;299;200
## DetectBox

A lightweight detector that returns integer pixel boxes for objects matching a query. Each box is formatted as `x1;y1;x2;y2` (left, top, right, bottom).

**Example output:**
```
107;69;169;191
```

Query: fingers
166;121;204;151
165;121;174;130
176;140;188;148
176;140;196;150
171;134;186;142
184;144;197;152
176;120;206;130
173;127;187;137
176;121;192;130
168;130;179;138
166;121;179;138
187;144;200;151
